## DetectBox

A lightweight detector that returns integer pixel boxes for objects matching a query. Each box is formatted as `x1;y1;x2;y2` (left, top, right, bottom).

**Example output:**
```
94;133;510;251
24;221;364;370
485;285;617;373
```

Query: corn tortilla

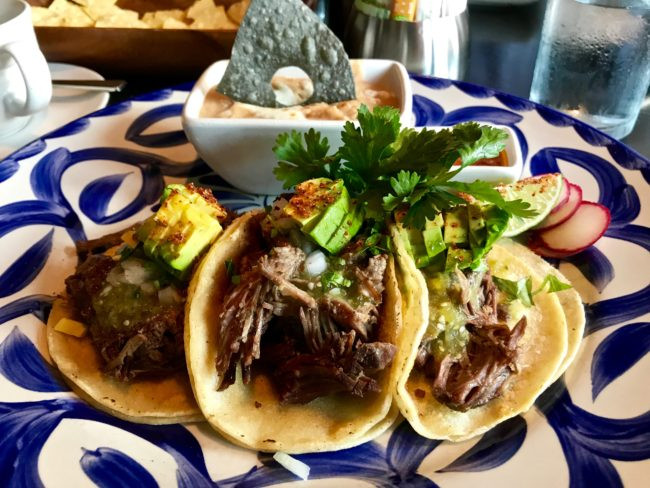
185;210;404;453
47;298;202;424
393;235;571;441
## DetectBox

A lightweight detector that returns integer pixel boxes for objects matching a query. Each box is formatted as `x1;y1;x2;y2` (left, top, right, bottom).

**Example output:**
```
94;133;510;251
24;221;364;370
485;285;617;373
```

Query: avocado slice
324;203;365;254
137;184;225;279
284;178;346;229
305;189;351;249
400;226;433;269
284;178;362;254
445;247;473;271
468;203;487;250
423;214;446;259
444;207;469;246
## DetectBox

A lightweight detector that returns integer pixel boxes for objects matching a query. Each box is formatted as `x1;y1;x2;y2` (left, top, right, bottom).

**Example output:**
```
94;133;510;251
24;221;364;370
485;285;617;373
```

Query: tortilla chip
162;18;190;29
142;9;186;29
226;0;250;25
218;0;355;107
95;10;149;28
32;7;63;26
47;0;94;27
187;0;238;30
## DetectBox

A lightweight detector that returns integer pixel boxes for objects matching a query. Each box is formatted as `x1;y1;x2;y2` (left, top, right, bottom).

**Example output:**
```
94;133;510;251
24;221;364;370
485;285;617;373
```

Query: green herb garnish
225;259;240;285
493;274;572;307
321;271;352;290
273;105;535;233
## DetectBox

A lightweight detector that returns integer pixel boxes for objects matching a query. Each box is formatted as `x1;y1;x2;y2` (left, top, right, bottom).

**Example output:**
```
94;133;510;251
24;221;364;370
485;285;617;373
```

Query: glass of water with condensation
530;0;650;139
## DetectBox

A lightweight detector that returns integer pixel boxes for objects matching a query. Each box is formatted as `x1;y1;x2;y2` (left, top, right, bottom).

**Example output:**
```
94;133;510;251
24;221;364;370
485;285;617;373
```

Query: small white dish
183;58;413;195
422;124;523;183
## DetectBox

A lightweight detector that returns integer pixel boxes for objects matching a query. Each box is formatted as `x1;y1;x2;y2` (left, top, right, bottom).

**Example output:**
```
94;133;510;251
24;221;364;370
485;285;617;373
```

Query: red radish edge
536;201;611;254
550;178;571;214
529;239;573;258
535;182;583;231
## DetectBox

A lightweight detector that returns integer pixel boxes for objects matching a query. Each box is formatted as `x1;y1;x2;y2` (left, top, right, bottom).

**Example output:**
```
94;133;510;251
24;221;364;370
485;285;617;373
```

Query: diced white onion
158;286;181;305
106;268;122;286
121;259;150;285
272;452;310;480
301;239;316;255
304;251;327;276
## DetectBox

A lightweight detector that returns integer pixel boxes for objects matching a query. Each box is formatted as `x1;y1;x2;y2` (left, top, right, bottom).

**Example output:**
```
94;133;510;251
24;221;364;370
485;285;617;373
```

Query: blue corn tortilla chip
217;0;356;108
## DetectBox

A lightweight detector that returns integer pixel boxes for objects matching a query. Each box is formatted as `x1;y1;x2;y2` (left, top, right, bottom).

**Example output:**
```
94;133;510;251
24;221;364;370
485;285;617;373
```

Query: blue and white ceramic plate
0;78;648;487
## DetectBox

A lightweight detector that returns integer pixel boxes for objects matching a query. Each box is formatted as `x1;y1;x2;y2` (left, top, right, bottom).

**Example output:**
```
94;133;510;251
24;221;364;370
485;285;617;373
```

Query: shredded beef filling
417;270;527;411
215;246;395;403
65;238;186;381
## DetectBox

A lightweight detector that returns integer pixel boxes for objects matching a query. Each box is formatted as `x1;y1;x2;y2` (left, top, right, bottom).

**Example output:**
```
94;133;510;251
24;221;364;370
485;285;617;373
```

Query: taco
186;179;404;453
496;238;585;382
47;183;230;424
391;210;581;441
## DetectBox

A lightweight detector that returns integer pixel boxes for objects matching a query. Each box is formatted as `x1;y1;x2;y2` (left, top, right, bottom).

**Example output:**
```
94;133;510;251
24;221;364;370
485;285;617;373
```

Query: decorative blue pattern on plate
0;78;648;487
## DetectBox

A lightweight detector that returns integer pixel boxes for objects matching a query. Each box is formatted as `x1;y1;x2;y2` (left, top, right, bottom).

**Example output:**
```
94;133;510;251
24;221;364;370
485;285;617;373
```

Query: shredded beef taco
186;179;405;453
47;184;230;424
496;238;585;382
391;217;577;441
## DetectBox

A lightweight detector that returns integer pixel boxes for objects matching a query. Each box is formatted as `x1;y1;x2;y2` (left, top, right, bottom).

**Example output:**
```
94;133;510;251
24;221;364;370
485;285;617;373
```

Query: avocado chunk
446;247;473;271
284;178;362;254
284;178;346;229
325;203;365;254
444;207;469;246
423;214;446;259
400;226;432;269
137;184;226;279
468;203;486;250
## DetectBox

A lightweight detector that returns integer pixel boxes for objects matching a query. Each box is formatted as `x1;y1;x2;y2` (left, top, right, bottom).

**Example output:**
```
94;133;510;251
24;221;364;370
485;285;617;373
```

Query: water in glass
530;0;650;139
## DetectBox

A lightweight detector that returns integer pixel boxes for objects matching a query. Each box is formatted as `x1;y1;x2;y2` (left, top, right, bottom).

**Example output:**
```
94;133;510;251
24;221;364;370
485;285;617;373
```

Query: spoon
52;79;127;92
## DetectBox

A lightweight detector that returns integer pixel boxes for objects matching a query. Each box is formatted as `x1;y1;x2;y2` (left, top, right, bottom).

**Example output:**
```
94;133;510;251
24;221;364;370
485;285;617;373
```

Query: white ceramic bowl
182;59;413;195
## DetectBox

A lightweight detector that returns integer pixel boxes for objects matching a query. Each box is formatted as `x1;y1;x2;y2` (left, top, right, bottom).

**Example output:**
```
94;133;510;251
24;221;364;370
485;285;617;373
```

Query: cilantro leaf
337;105;401;181
535;274;573;294
391;170;421;196
443;180;537;218
382;170;421;211
403;190;464;228
457;125;509;168
470;205;510;268
225;259;240;285
493;276;534;307
383;127;460;175
273;129;334;189
321;271;352;290
494;273;572;307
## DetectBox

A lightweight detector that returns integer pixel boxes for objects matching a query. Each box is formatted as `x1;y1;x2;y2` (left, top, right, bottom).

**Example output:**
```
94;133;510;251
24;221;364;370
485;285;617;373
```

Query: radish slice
529;240;573;259
553;178;570;211
535;182;583;230
537;202;611;254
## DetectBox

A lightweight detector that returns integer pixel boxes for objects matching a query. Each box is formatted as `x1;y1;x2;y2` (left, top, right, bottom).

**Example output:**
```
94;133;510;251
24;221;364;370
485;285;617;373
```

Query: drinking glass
530;0;650;139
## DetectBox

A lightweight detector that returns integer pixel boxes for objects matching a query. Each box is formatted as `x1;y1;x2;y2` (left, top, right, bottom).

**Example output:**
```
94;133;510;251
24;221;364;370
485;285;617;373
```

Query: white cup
0;0;52;139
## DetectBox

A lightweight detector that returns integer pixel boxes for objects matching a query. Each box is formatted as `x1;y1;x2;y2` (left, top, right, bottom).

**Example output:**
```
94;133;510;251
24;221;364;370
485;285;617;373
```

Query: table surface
3;1;646;160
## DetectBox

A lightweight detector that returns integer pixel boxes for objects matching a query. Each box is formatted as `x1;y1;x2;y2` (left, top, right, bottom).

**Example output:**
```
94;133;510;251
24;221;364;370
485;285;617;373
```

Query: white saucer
0;63;110;160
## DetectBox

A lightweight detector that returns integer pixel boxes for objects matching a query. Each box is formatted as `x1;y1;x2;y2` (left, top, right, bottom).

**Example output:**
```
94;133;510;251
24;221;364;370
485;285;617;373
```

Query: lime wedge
498;174;564;237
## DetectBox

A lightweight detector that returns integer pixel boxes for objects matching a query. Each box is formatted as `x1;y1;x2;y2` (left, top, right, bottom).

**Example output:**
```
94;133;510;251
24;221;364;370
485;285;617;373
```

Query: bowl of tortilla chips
28;0;248;76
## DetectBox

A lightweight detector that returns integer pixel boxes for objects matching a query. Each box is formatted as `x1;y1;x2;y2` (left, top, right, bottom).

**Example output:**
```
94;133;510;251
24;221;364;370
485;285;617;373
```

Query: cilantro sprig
493;274;572;307
273;105;534;232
